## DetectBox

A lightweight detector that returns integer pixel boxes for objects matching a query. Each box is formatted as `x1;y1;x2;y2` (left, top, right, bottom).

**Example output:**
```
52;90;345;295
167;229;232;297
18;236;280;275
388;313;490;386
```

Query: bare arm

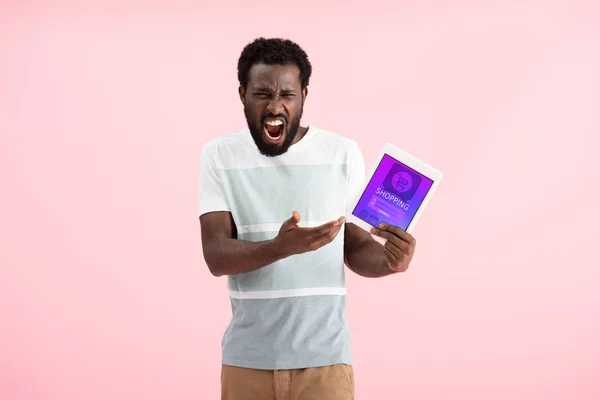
199;211;287;276
343;222;416;277
200;210;345;277
343;222;396;277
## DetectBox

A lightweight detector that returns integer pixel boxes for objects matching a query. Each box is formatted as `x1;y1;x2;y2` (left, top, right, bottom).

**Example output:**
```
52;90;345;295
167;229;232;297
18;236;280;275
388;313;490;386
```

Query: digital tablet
347;142;443;234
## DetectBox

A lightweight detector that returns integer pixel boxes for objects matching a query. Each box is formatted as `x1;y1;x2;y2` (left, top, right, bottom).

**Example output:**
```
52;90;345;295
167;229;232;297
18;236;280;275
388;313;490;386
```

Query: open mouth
263;118;285;143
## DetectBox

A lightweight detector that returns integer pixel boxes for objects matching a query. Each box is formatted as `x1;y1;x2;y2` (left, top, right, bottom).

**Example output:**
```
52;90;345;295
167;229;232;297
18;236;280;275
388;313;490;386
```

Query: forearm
204;237;288;277
345;238;396;278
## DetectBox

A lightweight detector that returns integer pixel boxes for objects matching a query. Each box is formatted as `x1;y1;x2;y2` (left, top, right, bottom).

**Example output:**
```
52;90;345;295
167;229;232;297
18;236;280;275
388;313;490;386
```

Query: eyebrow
252;86;296;93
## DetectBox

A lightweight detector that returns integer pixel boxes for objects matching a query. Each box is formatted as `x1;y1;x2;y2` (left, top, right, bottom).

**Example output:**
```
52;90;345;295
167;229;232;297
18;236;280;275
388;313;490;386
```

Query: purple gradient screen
352;154;434;230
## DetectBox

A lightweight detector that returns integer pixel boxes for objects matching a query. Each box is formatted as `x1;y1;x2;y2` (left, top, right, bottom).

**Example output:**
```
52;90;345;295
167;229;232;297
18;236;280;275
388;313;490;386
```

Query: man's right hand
274;211;346;256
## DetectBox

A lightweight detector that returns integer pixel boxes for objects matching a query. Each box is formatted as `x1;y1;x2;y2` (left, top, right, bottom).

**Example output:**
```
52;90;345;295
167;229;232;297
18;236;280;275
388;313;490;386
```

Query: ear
238;86;246;105
302;87;308;104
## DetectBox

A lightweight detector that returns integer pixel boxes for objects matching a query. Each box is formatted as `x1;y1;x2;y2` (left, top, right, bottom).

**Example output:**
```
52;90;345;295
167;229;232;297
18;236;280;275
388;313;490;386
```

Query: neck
292;125;309;145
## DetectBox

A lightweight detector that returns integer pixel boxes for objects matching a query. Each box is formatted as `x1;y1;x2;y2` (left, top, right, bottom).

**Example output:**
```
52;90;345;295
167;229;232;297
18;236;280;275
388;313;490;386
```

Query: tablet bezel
346;142;443;235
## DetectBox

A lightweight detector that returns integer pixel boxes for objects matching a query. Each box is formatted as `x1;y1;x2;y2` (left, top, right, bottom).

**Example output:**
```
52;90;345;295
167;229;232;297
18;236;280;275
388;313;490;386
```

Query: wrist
268;235;291;260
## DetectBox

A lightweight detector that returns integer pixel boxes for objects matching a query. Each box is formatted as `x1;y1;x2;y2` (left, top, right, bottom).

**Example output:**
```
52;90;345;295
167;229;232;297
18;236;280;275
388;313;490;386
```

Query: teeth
265;120;283;126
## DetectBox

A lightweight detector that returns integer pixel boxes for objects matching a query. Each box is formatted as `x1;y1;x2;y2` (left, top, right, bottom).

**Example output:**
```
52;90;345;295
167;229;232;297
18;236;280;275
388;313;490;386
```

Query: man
198;37;417;400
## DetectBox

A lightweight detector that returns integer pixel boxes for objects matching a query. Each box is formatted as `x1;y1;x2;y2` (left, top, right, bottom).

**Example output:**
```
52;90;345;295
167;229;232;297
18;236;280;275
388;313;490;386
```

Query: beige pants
221;363;354;400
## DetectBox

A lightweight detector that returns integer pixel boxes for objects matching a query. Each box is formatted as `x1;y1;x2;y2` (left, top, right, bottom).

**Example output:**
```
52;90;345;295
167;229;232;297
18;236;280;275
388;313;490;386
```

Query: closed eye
252;91;295;98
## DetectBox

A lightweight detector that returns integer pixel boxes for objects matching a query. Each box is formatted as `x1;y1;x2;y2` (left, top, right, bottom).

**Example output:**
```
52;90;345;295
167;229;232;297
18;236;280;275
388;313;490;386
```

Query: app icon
383;163;421;200
367;214;379;226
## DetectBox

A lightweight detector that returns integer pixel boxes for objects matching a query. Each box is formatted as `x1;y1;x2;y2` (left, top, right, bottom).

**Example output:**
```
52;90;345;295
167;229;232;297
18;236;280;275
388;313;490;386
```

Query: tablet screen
352;154;434;231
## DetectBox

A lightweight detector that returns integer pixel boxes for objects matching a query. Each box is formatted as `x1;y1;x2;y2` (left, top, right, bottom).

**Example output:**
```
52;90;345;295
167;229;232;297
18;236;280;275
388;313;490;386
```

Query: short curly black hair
237;37;312;90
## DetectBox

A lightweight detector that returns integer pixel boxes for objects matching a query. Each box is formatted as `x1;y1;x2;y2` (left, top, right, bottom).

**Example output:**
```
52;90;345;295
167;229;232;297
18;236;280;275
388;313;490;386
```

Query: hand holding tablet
346;142;443;235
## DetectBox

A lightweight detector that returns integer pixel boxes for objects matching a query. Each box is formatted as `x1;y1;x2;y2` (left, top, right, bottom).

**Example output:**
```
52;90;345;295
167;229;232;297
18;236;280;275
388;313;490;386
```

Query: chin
246;112;302;157
251;127;296;157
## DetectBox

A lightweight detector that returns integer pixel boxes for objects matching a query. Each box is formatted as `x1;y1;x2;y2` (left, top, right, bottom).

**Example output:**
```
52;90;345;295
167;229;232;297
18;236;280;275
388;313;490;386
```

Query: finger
313;221;339;236
384;248;408;272
313;216;345;235
310;221;344;250
370;227;408;251
386;234;411;254
292;224;338;250
316;221;343;243
383;247;396;267
377;223;414;244
292;210;301;224
281;211;300;231
384;240;402;260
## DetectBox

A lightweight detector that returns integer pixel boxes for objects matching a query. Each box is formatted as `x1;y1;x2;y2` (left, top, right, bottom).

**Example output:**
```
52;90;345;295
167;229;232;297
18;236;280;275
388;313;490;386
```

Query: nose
266;96;284;115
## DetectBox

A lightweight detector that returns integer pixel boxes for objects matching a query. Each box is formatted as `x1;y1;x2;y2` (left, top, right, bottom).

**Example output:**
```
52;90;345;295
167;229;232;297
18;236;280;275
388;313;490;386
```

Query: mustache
261;113;288;124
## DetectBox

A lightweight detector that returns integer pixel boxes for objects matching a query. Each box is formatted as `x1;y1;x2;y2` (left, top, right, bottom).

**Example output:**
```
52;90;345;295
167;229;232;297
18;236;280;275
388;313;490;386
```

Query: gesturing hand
275;210;346;256
370;223;416;272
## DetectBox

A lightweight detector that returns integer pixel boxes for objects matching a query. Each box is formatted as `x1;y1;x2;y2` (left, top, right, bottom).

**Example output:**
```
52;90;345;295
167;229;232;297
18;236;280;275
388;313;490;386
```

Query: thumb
281;210;300;230
291;210;300;224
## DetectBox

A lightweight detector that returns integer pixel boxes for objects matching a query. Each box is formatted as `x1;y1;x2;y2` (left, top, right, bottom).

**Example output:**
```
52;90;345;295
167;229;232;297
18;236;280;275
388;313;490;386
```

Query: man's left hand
370;223;416;272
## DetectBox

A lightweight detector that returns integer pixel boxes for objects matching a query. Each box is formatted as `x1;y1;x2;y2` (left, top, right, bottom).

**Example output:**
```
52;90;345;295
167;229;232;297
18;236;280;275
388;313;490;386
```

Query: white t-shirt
198;125;365;369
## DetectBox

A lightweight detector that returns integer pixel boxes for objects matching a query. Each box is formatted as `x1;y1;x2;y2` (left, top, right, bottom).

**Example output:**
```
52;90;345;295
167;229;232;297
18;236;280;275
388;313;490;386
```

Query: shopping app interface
352;154;434;230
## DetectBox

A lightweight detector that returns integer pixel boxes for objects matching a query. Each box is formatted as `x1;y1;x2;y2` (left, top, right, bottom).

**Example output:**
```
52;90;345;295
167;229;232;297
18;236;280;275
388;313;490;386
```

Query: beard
244;105;303;157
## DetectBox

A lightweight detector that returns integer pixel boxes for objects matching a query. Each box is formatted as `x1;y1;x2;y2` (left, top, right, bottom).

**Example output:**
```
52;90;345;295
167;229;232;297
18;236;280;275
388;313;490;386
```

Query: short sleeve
346;140;366;213
198;141;231;216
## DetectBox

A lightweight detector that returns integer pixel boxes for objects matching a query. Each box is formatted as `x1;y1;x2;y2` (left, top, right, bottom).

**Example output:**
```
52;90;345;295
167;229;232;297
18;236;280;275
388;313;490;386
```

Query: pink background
1;1;599;399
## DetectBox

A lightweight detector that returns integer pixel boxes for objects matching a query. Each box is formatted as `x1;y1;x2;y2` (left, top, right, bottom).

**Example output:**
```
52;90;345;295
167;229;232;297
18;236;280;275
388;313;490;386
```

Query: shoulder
309;126;362;157
200;129;255;168
314;128;363;164
201;129;250;154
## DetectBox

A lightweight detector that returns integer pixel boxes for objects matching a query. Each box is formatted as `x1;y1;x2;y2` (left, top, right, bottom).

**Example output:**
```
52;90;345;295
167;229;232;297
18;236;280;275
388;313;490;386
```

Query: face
240;63;308;157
